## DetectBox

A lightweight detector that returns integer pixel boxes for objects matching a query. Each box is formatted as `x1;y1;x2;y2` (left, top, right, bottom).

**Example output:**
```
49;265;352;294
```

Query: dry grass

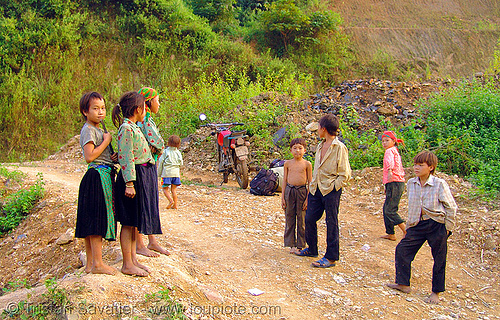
326;0;500;78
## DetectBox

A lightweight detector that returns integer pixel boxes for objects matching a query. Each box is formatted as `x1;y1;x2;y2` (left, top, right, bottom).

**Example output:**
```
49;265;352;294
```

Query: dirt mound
46;135;82;162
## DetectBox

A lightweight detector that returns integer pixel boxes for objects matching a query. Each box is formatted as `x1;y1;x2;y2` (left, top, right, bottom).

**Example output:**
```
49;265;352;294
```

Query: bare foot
121;265;149;277
85;265;92;273
172;204;178;209
387;283;411;293
136;246;160;257
134;261;151;273
92;264;117;275
425;292;440;304
166;202;174;209
380;234;396;241
148;243;171;255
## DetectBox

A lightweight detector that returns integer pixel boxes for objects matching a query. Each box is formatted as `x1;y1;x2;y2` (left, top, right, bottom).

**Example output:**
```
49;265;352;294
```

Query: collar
318;136;339;149
411;174;436;187
123;118;139;127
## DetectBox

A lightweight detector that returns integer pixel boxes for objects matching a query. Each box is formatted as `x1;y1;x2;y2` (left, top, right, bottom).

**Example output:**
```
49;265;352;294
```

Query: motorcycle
199;114;251;189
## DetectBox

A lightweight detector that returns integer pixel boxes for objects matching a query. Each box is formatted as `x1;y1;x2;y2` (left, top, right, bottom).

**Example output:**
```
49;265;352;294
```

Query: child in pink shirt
380;131;406;241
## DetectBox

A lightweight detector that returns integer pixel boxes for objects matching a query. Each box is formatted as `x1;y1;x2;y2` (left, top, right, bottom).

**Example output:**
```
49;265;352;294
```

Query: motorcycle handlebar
201;122;244;129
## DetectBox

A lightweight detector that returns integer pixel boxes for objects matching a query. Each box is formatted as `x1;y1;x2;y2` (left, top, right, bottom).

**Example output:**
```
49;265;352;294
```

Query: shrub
419;80;500;196
0;173;45;235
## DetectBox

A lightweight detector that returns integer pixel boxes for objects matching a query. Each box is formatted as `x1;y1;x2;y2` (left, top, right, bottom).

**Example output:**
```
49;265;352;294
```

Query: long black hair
112;91;146;128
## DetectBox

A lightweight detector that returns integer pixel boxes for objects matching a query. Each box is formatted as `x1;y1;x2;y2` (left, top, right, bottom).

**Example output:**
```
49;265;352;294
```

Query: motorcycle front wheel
235;158;249;189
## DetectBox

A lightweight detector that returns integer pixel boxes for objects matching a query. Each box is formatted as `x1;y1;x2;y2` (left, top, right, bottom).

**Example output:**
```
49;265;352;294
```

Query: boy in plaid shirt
387;151;457;304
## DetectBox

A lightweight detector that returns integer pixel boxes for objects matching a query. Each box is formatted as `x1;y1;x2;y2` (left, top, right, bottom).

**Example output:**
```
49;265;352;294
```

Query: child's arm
439;180;458;232
173;149;183;167
117;127;137;197
141;114;164;153
383;149;395;181
157;151;165;178
334;144;352;191
82;132;112;163
303;161;313;211
281;162;289;210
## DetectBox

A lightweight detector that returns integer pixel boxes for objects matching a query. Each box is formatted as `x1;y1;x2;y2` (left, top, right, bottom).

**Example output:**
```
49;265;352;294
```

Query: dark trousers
284;184;307;248
305;188;342;261
383;181;405;234
395;219;449;293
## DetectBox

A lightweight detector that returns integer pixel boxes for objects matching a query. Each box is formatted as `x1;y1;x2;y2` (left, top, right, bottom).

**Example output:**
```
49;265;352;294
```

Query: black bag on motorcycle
250;168;279;196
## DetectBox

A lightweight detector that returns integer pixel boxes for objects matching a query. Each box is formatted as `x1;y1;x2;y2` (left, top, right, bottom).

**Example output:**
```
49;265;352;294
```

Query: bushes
0;172;45;235
117;0;216;56
156;66;312;140
419;80;500;196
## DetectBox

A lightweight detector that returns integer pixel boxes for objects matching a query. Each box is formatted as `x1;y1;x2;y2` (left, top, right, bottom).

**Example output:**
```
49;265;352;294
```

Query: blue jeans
305;188;342;261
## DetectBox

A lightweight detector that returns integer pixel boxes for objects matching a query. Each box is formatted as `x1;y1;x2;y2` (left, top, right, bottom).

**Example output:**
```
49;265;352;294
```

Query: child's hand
125;185;136;198
281;198;286;210
302;200;307;211
111;152;118;162
103;132;112;144
387;171;393;182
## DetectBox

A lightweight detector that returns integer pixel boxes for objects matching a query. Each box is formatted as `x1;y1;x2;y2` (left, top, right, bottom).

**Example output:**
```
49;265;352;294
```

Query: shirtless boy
282;138;313;254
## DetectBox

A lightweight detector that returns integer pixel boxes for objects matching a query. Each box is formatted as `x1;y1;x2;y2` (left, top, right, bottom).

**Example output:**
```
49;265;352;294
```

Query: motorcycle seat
230;130;246;136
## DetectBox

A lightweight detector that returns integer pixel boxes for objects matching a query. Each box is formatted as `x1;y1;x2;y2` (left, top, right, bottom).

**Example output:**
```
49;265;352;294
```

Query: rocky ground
0;80;499;320
153;79;453;172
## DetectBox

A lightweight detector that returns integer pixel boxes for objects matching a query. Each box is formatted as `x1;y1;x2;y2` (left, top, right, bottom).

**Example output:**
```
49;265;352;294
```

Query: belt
88;164;112;169
287;183;306;189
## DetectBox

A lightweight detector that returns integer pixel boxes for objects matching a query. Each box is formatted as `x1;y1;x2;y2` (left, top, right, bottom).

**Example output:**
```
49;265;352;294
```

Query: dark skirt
116;163;162;235
75;168;116;240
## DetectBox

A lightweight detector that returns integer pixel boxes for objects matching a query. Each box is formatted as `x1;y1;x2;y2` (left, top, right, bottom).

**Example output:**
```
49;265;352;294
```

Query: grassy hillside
332;0;500;78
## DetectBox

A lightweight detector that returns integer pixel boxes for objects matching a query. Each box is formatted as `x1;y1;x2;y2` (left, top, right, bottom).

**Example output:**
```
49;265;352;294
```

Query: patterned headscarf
137;87;158;101
382;131;404;145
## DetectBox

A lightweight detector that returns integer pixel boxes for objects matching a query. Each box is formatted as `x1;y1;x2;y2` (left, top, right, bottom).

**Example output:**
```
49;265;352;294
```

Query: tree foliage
0;0;353;162
257;0;341;56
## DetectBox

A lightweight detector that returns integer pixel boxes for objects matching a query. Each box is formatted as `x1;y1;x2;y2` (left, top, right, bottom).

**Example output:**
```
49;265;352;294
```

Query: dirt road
0;160;499;319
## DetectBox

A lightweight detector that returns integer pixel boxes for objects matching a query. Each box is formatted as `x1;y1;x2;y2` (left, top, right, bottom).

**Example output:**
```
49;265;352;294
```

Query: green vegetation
0;0;348;162
1;278;68;319
419;80;500;196
145;285;187;319
0;166;25;186
1;279;31;294
0;171;45;235
338;79;500;198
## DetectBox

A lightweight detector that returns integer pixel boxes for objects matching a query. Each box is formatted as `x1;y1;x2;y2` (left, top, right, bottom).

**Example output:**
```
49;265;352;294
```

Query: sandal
295;248;318;257
312;257;335;268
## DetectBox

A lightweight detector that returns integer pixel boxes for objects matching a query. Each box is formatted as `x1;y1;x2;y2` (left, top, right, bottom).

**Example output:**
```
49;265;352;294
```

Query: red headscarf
382;131;404;145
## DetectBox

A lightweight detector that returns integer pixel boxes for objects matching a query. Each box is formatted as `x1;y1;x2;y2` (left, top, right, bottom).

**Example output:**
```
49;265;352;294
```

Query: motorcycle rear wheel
235;158;249;189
